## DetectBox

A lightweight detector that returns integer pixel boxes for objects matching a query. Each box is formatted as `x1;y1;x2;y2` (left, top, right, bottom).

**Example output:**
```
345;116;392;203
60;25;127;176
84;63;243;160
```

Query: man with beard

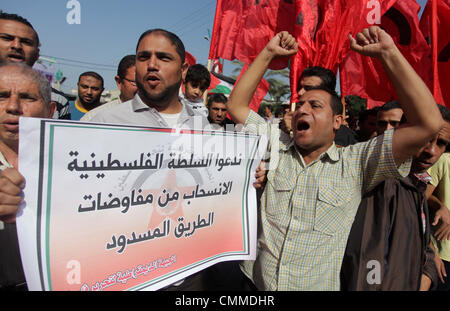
71;71;104;120
90;29;225;291
81;54;137;121
90;29;210;130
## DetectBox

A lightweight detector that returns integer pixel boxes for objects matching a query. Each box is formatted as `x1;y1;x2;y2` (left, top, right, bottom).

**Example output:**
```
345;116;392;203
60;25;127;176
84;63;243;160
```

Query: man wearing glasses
81;55;137;121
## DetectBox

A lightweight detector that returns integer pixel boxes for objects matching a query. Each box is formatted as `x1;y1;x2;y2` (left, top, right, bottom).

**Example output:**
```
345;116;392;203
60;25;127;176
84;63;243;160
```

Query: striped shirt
240;110;411;290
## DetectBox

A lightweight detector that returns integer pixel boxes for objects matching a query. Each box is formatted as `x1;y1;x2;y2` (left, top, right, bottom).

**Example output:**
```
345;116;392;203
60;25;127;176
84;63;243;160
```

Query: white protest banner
17;117;267;291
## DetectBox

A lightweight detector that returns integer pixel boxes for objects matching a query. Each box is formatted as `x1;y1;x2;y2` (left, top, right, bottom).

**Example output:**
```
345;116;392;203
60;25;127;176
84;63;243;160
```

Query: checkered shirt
240;110;411;290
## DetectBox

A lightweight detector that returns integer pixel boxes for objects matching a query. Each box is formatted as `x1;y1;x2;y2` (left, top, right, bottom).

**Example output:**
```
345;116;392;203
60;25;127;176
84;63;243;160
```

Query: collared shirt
90;94;211;130
240;110;411;291
81;98;122;122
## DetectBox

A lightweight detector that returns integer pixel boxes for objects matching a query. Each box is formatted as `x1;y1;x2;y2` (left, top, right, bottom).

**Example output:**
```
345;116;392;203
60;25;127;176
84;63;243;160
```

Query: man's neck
0;141;18;168
297;142;334;166
77;99;101;112
138;92;183;114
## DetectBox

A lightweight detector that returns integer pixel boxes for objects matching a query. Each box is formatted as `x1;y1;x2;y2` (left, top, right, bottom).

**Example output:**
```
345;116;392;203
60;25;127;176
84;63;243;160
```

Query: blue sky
2;0;428;94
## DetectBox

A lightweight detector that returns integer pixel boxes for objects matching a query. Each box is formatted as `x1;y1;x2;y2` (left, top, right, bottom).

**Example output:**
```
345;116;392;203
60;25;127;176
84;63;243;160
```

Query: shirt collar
131;94;194;115
288;139;340;163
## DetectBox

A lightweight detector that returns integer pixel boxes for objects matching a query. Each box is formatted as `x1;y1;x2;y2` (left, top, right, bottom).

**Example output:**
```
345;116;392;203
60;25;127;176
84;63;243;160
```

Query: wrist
379;45;400;64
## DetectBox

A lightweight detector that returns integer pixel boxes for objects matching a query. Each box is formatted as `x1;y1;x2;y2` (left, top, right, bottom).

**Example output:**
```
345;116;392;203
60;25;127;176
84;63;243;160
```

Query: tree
231;60;291;105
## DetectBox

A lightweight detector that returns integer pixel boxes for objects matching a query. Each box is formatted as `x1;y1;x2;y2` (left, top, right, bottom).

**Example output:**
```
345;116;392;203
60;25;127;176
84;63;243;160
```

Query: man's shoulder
81;98;122;122
90;99;134;122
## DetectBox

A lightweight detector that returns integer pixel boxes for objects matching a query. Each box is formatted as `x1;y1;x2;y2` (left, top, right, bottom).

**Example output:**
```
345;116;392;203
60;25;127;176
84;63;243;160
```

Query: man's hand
435;253;448;284
0;168;25;224
279;111;293;134
349;26;396;59
264;31;298;59
432;205;450;226
434;223;450;242
253;161;268;190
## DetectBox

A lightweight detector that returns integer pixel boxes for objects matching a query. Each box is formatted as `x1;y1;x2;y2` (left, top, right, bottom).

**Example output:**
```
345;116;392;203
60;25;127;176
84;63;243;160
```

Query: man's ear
181;62;189;82
47;101;57;118
31;47;40;66
333;114;343;131
114;75;121;88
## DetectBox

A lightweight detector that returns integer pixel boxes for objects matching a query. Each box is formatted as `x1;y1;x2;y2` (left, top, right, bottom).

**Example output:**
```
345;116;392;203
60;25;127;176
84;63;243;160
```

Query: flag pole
203;58;212;106
204;0;221;107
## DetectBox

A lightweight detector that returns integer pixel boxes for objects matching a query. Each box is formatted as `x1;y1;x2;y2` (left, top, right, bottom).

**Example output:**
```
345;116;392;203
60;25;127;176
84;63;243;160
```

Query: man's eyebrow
0;32;35;42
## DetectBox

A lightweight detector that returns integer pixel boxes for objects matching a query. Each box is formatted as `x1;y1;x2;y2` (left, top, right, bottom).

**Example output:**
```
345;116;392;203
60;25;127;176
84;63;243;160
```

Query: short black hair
207;93;227;108
136;29;185;64
0;12;40;46
78;71;104;87
302;85;342;116
380;100;402;112
117;54;135;79
359;107;379;123
185;64;211;89
300;66;336;91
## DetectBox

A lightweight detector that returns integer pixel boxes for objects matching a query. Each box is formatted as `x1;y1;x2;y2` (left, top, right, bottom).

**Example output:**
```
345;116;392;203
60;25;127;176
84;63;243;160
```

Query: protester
0;63;55;290
356;107;379;142
264;105;275;123
206;93;229;130
90;28;246;290
81;55;137;121
376;100;405;134
0;12;70;120
341;104;450;291
427;150;450;291
281;66;356;146
226;26;444;290
71;71;104;120
180;63;211;117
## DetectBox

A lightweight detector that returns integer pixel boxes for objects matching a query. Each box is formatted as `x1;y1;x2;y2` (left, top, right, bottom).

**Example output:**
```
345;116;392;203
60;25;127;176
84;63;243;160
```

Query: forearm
227;48;274;124
428;194;444;214
380;47;443;134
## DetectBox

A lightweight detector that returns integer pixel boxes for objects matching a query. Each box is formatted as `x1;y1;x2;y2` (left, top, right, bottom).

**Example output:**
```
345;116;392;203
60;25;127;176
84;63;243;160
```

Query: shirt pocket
266;169;295;218
314;186;353;236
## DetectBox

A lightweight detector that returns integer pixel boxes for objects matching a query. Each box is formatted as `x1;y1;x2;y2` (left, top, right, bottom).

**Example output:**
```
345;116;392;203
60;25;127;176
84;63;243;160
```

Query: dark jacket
340;175;438;291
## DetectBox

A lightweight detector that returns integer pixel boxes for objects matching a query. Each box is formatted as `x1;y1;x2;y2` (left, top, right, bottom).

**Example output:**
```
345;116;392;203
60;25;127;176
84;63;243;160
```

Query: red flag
420;0;450;108
185;51;197;67
208;0;297;70
340;0;429;108
290;0;397;104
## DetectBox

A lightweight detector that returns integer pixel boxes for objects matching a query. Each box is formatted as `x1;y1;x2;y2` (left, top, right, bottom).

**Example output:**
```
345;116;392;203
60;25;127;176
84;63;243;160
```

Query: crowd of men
0;12;449;292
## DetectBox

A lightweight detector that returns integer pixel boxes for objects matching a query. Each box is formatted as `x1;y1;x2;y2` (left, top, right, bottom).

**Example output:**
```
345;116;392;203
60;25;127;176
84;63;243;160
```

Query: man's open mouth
7;53;25;62
296;120;311;132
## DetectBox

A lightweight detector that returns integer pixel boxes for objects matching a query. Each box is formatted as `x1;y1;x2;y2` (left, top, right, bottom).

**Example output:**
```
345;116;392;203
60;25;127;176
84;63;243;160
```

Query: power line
40;54;116;69
51;61;116;72
167;0;216;31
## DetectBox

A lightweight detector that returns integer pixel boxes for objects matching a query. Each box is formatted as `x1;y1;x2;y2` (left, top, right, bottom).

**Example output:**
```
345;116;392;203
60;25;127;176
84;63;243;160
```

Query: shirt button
293;216;299;220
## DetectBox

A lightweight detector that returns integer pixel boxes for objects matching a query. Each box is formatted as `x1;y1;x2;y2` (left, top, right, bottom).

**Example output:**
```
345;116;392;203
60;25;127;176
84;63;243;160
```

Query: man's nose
6;94;21;114
10;38;23;50
147;55;159;70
